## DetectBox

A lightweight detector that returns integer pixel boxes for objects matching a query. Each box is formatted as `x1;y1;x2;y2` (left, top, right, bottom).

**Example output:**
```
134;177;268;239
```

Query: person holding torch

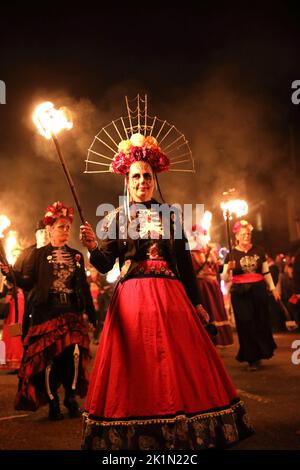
79;125;254;449
222;220;279;371
0;202;96;420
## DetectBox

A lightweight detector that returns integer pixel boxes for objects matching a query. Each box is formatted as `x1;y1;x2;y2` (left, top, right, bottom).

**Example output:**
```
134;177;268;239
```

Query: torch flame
33;101;73;139
201;210;212;242
220;199;248;219
0;215;11;238
5;230;20;265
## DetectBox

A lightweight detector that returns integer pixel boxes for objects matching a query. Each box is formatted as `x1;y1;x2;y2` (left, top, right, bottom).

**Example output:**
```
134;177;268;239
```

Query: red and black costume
0;245;34;371
0;286;24;371
225;245;277;364
7;243;95;415
81;201;253;450
291;248;300;324
191;247;233;347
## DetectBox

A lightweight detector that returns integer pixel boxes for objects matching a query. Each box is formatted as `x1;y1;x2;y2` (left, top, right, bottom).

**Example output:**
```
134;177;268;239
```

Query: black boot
48;397;64;421
64;392;81;418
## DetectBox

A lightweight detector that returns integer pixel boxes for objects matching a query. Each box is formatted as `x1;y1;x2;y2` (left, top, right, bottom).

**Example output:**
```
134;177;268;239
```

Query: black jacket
9;243;95;332
90;201;201;307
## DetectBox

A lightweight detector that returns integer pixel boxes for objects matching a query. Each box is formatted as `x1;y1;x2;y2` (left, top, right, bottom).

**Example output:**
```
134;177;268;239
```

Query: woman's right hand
80;222;98;251
195;304;210;324
0;262;10;275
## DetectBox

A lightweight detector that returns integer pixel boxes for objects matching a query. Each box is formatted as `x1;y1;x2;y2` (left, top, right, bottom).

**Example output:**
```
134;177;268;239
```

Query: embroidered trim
82;400;244;427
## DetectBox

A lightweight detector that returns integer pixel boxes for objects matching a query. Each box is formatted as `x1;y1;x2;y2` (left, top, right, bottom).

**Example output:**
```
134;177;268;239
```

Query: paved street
0;331;299;451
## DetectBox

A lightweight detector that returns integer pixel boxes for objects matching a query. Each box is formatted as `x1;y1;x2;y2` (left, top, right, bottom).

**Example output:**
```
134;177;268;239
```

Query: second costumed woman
80;99;254;450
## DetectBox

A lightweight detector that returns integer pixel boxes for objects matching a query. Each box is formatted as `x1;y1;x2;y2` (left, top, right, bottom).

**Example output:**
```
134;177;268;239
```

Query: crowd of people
266;251;300;331
0;103;299;450
0;198;299;448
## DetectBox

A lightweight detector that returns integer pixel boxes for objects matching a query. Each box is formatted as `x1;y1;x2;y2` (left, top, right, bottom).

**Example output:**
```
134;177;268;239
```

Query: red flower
111;146;170;175
43;201;74;226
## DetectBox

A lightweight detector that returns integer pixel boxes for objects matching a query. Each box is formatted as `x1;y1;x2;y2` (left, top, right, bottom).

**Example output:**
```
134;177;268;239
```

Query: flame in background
201;210;213;242
220;199;248;219
33;101;73;139
5;230;21;265
0;215;11;238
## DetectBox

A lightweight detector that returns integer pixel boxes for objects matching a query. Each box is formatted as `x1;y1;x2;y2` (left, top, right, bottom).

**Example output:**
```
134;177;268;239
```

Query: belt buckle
60;292;68;304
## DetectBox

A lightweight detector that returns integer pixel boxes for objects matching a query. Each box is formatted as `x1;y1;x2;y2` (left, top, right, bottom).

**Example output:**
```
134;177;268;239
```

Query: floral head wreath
110;133;170;175
43;201;74;226
192;224;207;236
233;219;253;234
85;94;195;175
188;224;209;251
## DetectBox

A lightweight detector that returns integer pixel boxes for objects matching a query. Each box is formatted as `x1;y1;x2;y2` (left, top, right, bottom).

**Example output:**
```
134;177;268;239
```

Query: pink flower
111;145;170;175
43;201;74;226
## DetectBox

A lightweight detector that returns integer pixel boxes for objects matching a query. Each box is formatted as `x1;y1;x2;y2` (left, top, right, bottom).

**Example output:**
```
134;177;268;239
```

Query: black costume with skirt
225;245;277;364
81;201;254;450
6;243;95;413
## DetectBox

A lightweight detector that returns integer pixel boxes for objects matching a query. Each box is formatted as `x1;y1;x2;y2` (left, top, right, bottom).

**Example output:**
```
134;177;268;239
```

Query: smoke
0;36;297;253
152;57;295;246
0;75;293;251
0;84;152;250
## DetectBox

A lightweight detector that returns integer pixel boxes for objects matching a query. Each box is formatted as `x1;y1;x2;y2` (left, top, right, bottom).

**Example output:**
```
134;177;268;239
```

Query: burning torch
0;215;11;284
0;215;20;334
220;189;248;259
33;101;85;224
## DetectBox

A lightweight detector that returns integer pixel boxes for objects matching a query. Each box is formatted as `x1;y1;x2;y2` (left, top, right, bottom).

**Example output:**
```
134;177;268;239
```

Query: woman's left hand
80;222;98;251
195;304;210;324
286;320;298;331
0;262;10;275
272;288;281;301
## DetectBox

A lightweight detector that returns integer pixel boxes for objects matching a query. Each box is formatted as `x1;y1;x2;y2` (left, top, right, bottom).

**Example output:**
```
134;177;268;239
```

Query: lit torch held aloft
33;101;85;224
0;216;20;328
220;191;248;258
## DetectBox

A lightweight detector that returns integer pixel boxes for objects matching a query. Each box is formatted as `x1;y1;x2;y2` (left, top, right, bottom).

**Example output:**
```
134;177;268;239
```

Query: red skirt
82;260;253;450
197;277;234;347
15;312;90;411
0;290;24;370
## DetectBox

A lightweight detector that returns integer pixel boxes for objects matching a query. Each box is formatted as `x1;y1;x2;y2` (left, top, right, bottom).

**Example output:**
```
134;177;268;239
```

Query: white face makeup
49;217;72;247
127;161;155;202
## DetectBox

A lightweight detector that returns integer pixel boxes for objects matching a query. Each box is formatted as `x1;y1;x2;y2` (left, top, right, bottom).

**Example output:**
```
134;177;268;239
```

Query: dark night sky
1;1;300;253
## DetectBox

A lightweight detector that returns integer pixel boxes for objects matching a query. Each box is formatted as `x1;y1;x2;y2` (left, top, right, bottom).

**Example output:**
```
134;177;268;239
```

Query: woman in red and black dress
190;227;233;347
0;285;24;371
0;202;96;420
222;220;279;371
80;134;253;450
0;220;49;372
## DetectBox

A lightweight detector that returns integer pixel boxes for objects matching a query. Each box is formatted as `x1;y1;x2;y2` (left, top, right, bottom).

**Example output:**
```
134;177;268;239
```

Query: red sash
232;273;264;284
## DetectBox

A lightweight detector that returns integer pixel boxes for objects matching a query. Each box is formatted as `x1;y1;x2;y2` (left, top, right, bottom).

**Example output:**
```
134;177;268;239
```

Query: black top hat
35;219;46;232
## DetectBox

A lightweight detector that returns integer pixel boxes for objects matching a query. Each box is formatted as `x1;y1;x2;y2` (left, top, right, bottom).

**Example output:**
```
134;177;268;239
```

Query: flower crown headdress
233;219;253;234
85;94;195;175
110;133;170;175
43;201;74;226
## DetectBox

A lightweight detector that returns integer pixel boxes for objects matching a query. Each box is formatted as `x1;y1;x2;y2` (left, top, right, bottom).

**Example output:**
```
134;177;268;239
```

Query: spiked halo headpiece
85;94;195;175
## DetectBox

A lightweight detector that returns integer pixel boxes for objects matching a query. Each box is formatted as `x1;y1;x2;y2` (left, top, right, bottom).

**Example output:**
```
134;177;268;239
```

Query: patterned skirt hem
81;399;254;450
14;314;90;411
